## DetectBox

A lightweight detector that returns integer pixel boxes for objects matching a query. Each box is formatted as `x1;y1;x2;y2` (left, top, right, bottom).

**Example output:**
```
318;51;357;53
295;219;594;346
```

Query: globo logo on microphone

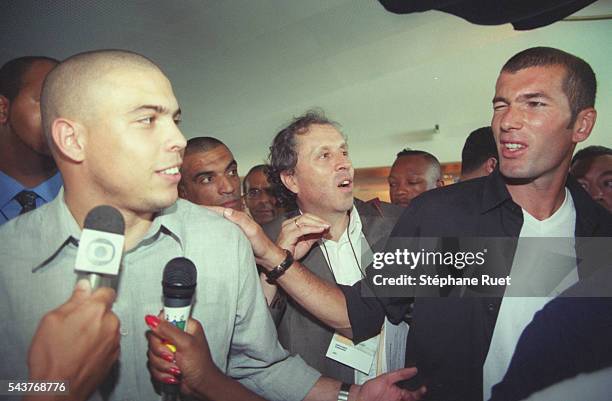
86;238;116;265
75;229;124;275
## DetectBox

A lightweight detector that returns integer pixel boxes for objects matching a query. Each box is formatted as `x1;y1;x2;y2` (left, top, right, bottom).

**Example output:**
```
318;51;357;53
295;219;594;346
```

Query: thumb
68;279;93;305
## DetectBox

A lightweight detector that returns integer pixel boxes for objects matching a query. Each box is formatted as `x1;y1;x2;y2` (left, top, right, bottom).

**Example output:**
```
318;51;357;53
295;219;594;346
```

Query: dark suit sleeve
490;269;612;401
339;203;421;343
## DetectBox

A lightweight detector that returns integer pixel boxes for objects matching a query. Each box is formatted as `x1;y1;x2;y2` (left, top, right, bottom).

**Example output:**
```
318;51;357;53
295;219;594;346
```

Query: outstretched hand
357;368;426;401
277;213;329;260
205;206;328;267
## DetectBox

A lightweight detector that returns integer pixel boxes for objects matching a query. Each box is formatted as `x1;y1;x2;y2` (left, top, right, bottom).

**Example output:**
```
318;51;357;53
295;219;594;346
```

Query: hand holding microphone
145;315;267;401
26;279;120;401
23;205;126;401
145;315;216;399
156;257;198;400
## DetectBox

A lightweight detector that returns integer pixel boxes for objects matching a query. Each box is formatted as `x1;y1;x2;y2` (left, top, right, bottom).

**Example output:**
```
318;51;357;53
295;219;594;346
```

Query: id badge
325;333;378;374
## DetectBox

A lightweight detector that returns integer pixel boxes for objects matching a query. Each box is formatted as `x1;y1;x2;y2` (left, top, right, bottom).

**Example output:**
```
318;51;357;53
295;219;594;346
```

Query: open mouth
502;142;526;151
338;179;352;188
159;166;180;175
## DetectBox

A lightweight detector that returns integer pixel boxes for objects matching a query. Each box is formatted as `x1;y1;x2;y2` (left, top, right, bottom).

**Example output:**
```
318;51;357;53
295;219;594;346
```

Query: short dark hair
461;126;498;175
571;145;612;166
267;110;340;207
393;148;441;183
184;136;226;157
0;56;59;101
395;148;441;170
243;164;268;194
501;47;596;126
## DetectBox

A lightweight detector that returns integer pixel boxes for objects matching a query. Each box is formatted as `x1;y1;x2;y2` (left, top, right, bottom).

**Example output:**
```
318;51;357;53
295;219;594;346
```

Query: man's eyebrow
493;93;552;104
129;105;182;117
518;92;552;102
225;160;237;171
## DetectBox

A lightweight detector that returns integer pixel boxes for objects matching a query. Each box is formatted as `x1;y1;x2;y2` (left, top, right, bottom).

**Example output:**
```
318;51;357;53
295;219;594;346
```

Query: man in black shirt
218;47;612;400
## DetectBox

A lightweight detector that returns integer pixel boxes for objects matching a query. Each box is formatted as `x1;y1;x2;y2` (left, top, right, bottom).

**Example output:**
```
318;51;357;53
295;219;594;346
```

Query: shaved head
41;49;161;145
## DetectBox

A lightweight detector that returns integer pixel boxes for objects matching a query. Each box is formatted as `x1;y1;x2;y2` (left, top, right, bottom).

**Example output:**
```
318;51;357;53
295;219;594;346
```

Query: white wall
2;0;610;170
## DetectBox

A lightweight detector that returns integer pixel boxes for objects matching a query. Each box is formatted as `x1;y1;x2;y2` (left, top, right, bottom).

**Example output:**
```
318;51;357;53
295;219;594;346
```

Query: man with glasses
243;164;282;225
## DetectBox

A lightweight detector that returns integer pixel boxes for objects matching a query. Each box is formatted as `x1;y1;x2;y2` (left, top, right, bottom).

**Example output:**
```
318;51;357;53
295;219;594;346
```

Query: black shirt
340;169;612;401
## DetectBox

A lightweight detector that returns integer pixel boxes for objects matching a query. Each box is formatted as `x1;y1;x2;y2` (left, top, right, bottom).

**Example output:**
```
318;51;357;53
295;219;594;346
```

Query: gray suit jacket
263;198;404;383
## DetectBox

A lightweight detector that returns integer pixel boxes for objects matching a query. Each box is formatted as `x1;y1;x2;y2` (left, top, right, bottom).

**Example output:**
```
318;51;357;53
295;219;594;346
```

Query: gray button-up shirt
0;192;320;400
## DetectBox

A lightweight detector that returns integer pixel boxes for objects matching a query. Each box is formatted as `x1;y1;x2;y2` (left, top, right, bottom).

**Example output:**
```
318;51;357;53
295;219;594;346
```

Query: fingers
385;367;418;383
279;215;329;245
202;205;226;216
145;316;188;349
146;352;180;384
205;206;254;227
283;214;330;231
89;286;117;311
145;323;181;384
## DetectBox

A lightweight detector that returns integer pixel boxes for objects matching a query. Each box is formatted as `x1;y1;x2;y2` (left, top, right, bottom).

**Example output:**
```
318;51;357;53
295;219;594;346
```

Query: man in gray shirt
0;50;419;401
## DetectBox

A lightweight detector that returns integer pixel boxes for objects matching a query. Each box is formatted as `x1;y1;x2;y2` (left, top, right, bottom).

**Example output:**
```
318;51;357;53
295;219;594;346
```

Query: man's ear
572;108;596;144
0;95;9;125
485;157;498;174
51;118;86;162
280;171;299;195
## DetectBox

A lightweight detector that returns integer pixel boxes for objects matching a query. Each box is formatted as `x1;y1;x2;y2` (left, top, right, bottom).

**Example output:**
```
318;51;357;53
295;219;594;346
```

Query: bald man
178;136;243;211
387;149;444;207
0;50;418;401
0;56;61;224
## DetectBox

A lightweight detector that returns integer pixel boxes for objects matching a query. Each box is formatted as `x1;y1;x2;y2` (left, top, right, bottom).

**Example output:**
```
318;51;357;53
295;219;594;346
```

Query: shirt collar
321;205;362;246
0;171;62;208
33;188;82;271
34;193;185;270
480;168;514;214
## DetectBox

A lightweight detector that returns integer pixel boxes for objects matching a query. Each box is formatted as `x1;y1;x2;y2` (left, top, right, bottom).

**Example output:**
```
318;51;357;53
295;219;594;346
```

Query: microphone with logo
161;257;197;401
74;205;125;289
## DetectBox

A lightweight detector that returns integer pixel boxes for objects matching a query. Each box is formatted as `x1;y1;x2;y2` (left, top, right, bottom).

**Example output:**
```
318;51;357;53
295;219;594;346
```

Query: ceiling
2;0;611;169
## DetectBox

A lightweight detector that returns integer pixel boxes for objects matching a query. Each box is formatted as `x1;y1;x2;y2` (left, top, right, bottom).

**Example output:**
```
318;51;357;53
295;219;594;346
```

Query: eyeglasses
244;187;276;200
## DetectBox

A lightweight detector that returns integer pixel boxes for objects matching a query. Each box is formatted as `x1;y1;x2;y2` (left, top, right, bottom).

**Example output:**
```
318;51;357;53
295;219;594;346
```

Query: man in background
243;164;281;225
0;56;61;223
460;126;498;181
387;149;443;207
178;136;243;211
570;145;612;212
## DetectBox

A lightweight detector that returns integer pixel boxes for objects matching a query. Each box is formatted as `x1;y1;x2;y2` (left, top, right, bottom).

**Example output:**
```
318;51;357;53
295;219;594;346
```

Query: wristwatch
337;382;351;401
265;249;294;282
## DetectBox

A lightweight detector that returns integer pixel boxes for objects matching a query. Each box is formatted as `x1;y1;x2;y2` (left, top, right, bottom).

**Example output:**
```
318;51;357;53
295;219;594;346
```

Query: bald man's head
41;50;161;146
37;49;185;218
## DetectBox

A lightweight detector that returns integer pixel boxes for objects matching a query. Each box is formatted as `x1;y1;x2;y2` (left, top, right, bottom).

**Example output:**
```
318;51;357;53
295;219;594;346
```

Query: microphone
161;257;197;400
74;205;125;290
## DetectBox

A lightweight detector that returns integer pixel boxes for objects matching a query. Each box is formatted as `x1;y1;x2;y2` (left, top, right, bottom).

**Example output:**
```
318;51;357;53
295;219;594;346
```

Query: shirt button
120;327;129;336
487;303;496;313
